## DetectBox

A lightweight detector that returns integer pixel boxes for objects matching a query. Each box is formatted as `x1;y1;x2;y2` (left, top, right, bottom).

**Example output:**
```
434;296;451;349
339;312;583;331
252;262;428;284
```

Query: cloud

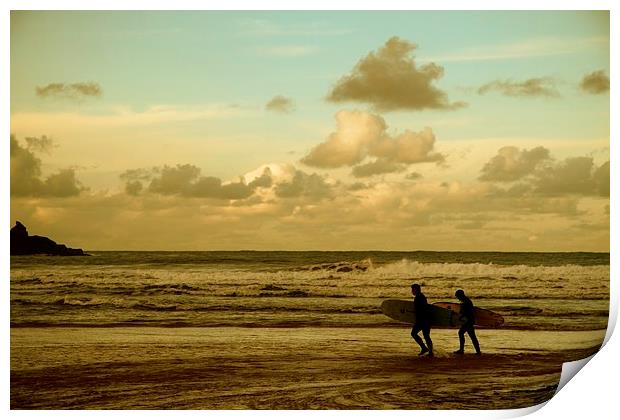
478;77;560;97
535;158;609;197
579;70;610;94
352;159;406;178
479;146;551;182
406;172;423;180
347;182;371;191
124;180;143;196
411;181;583;220
120;164;274;200
265;95;295;113
593;161;610;197
274;170;335;200
42;169;83;197
326;37;466;111
148;164;201;195
301;110;444;174
24;135;55;153
247;167;274;189
369;127;444;165
301;111;386;168
10;135;43;196
10;135;84;197
120;168;153;182
11;104;245;133
242;163;295;185
12;156;608;251
480;146;609;198
35;82;102;100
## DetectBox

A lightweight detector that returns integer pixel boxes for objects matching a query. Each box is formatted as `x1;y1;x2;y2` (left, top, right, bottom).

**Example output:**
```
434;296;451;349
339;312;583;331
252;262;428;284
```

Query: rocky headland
10;221;88;256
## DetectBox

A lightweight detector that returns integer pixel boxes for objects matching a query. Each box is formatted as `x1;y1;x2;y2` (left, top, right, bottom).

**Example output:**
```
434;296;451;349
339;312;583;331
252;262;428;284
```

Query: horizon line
46;249;611;254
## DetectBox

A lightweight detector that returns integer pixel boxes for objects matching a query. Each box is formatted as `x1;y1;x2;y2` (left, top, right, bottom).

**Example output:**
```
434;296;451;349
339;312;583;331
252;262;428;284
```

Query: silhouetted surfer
411;283;433;356
454;289;481;355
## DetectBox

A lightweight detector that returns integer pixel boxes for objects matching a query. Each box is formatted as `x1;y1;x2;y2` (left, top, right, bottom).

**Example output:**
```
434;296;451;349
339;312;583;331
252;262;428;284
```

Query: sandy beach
10;326;604;409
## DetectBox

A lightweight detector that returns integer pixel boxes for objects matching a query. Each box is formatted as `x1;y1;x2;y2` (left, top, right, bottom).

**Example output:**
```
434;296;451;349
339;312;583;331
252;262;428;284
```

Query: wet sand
10;327;604;409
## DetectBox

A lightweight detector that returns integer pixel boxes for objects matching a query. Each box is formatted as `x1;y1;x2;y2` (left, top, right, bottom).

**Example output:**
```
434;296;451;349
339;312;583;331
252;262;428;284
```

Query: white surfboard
381;299;460;327
433;302;504;328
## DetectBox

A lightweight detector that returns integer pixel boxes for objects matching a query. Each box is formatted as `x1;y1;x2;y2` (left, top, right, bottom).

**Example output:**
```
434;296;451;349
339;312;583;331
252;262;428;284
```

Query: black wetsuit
411;292;433;354
458;296;481;354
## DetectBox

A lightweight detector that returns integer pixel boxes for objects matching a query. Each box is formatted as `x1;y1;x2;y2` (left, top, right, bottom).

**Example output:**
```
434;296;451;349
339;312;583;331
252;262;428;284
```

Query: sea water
10;251;609;332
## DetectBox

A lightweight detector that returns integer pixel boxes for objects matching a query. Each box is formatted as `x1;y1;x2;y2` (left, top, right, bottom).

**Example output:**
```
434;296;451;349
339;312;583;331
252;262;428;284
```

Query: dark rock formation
10;221;88;256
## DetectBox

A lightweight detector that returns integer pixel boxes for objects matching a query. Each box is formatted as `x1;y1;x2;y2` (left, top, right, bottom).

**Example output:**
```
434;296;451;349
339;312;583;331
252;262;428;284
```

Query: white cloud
301;110;444;173
301;111;386;168
242;163;296;185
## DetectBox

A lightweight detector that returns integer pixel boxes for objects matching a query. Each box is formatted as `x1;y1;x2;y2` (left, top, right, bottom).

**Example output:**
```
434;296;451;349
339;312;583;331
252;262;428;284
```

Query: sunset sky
10;11;610;251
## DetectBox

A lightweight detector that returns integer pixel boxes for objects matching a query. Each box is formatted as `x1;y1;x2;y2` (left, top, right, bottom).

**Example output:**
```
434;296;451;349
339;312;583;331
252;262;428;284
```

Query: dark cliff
10;221;88;256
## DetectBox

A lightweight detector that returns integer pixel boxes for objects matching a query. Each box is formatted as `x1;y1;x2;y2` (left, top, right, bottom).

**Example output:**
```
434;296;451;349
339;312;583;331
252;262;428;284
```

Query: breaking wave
10;254;609;332
370;259;609;281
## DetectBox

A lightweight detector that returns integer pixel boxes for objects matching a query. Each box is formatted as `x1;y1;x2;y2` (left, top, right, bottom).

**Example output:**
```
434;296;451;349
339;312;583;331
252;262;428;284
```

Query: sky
9;11;610;251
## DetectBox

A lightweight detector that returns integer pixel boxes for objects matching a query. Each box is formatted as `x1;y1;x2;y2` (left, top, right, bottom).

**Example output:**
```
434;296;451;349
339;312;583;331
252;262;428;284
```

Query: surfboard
433;302;504;328
380;299;460;327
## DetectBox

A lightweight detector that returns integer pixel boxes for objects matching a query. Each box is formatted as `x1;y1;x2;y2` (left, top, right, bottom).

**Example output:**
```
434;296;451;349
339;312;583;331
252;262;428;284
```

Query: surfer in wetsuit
411;283;433;356
454;289;481;355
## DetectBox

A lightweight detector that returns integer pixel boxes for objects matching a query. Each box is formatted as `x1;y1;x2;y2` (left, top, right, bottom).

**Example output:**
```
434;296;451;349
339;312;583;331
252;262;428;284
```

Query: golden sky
10;11;610;251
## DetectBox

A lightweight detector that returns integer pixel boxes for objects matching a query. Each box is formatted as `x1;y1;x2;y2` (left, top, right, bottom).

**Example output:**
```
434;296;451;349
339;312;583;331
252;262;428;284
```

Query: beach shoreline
10;326;604;409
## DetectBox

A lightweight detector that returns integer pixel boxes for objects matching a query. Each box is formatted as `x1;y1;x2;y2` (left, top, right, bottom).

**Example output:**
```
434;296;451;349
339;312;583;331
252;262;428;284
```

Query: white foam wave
370;259;609;281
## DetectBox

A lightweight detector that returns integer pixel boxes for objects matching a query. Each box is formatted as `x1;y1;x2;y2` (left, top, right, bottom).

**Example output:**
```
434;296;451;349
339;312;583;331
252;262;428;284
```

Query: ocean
10;251;610;331
10;251;610;409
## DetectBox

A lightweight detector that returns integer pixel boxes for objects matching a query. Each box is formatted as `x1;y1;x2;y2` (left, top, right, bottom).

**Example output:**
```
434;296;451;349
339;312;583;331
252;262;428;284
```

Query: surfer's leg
422;325;433;355
411;325;428;353
467;326;481;354
455;325;466;354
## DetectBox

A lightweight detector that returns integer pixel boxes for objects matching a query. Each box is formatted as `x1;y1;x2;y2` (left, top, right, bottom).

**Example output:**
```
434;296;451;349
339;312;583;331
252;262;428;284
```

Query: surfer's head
455;289;465;300
411;283;421;296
